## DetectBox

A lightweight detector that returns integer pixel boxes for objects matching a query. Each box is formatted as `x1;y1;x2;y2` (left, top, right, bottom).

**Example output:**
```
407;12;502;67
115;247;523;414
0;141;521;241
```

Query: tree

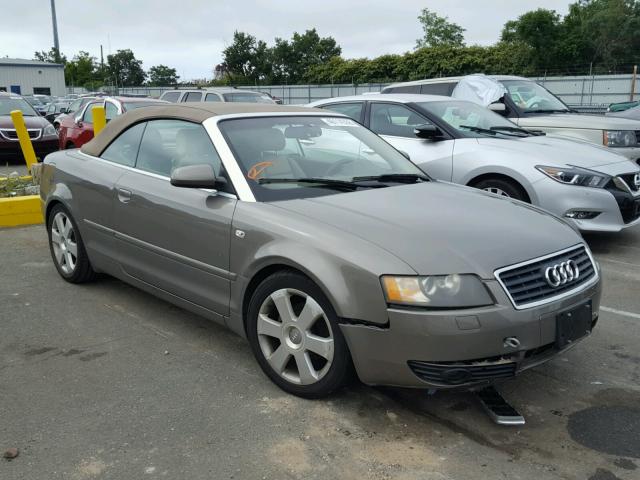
222;31;271;82
500;9;562;70
65;51;97;88
416;8;466;49
106;49;146;86
147;65;179;86
34;48;66;64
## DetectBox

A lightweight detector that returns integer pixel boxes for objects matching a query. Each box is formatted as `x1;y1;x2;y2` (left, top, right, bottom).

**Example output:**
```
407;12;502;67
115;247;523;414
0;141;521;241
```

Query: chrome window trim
202;111;350;203
76;150;237;200
494;243;599;310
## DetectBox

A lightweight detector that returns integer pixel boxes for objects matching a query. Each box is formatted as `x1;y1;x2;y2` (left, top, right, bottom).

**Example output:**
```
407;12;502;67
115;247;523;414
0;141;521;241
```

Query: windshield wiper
490;126;544;136
459;125;524;138
523;109;570;114
258;177;360;190
352;173;430;184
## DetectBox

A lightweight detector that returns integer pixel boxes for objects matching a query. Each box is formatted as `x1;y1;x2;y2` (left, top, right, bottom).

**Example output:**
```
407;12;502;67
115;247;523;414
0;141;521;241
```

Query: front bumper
533;177;640;232
340;277;602;389
0;138;59;162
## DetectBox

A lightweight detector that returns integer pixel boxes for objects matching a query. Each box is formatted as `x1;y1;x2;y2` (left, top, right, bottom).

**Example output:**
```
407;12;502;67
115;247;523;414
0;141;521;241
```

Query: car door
112;119;236;317
74;101;101;147
367;102;455;180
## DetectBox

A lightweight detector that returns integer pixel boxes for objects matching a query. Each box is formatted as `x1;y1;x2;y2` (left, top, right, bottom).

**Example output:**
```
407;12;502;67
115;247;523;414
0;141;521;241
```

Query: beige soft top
81;102;326;157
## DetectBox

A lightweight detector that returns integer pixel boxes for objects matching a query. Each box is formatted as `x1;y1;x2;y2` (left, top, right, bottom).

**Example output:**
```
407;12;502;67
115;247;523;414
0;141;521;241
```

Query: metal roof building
0;58;66;96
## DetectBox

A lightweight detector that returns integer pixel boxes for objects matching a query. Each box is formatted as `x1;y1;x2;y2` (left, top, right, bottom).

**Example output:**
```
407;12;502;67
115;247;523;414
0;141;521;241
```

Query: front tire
473;177;529;202
47;204;96;283
246;271;352;398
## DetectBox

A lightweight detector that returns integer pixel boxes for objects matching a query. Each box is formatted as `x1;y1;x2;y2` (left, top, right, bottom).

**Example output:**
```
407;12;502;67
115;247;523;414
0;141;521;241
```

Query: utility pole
50;0;60;61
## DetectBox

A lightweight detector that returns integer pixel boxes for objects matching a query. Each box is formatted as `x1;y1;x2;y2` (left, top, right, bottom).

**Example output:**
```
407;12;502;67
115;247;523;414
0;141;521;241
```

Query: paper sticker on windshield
322;117;358;127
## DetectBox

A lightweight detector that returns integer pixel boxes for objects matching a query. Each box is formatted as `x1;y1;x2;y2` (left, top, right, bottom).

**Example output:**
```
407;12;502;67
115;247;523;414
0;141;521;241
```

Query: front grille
635;130;640;144
408;360;516;385
0;128;41;141
495;245;596;309
617;173;640;193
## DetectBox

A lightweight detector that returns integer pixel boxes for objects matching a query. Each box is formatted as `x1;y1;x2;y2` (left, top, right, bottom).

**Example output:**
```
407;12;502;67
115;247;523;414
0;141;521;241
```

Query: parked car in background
607;103;640;121
23;95;49;115
159;88;276;104
57;96;168;149
44;101;73;123
382;75;640;165
608;100;639;113
41;102;601;398
261;92;283;104
310;94;640;232
0;92;59;161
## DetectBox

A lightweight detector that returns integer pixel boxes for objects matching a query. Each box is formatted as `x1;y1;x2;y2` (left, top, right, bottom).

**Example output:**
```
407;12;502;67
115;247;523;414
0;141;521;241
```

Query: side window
100;122;146;167
320;103;363;122
184;92;202;102
369;103;432;138
136;120;223;178
105;102;118;121
68;99;82;112
82;103;99;123
387;85;420;94
162;91;180;103
205;93;221;102
420;82;457;96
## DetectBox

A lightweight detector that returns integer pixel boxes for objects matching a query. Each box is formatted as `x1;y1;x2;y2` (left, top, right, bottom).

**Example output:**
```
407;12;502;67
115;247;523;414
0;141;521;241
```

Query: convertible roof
81;102;325;157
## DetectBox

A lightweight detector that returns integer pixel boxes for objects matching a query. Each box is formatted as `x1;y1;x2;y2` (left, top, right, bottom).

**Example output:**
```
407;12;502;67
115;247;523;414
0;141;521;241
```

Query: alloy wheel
483;186;511;197
257;288;335;385
50;211;78;275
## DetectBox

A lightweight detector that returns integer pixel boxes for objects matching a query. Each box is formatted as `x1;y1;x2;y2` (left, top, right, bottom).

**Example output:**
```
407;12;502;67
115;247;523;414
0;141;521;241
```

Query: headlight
381;274;494;308
43;124;57;137
603;130;637;147
536;165;609;188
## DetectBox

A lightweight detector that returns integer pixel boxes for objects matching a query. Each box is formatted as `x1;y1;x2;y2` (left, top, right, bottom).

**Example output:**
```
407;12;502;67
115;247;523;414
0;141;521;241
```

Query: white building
0;58;66;97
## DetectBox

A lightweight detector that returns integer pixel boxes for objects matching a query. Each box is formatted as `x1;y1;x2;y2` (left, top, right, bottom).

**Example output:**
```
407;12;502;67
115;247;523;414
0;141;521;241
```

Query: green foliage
416;8;466;48
33;48;66;64
65;51;98;88
106;49;147;87
148;65;180;86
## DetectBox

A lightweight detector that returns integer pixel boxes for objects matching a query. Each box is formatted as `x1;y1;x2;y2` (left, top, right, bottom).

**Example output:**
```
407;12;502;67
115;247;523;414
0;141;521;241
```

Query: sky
1;0;570;81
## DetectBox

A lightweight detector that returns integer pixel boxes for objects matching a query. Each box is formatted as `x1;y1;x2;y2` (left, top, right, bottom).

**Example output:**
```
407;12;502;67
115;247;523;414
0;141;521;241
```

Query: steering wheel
325;158;356;177
247;161;273;180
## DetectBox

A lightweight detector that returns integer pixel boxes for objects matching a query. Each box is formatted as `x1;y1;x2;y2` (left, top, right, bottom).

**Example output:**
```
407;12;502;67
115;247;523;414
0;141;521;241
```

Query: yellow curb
0;195;44;227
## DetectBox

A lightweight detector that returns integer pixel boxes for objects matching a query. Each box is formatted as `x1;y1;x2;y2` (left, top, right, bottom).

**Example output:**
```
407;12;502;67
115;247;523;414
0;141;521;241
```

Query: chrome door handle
117;188;132;203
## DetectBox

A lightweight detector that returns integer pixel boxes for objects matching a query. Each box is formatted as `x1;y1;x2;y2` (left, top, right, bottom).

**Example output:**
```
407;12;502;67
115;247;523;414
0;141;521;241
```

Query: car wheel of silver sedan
247;271;352;398
47;204;96;283
473;177;529;202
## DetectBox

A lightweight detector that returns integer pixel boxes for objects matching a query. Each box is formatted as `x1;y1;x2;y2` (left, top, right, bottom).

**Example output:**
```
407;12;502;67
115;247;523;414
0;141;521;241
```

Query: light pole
50;0;60;61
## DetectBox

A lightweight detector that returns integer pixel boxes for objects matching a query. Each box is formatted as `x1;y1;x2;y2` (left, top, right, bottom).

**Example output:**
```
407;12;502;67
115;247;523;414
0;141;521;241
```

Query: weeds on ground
0;173;39;198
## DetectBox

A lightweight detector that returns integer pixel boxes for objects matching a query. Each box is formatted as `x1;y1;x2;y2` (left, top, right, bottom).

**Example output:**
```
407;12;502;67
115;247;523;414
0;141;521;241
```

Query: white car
159;88;275;104
381;75;640;165
309;94;640;232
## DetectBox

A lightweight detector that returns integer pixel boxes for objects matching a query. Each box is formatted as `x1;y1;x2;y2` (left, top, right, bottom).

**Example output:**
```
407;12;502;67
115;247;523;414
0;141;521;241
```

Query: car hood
476;136;638;173
0;114;49;129
517;113;640;130
272;182;582;278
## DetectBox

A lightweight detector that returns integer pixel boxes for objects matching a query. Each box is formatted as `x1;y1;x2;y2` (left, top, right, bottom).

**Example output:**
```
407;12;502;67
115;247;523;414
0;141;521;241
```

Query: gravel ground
1;224;639;480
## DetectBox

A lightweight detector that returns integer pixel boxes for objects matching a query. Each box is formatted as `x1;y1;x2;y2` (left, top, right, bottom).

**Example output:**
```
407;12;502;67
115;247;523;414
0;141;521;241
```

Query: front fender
460;164;540;205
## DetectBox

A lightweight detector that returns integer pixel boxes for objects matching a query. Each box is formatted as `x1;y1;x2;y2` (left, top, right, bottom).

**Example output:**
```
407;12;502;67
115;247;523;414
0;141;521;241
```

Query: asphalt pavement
1;224;639;480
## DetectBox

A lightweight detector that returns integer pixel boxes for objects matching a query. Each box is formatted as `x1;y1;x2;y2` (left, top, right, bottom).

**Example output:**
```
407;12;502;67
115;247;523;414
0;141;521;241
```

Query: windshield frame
500;79;571;115
206;112;430;203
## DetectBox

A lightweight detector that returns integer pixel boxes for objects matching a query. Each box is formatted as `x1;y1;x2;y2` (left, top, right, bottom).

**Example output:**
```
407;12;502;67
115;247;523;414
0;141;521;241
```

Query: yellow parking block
0;195;44;227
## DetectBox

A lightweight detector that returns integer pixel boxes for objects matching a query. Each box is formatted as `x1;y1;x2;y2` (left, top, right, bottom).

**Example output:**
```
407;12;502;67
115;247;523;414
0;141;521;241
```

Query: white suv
382;75;640;165
159;88;275;104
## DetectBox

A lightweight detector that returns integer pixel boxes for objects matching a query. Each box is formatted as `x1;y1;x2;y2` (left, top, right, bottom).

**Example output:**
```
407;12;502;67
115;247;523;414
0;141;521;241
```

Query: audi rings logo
544;260;580;288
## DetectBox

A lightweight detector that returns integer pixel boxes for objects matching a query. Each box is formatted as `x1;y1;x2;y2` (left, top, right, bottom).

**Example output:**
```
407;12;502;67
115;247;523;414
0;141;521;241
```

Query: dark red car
0;92;59;162
57;96;168;149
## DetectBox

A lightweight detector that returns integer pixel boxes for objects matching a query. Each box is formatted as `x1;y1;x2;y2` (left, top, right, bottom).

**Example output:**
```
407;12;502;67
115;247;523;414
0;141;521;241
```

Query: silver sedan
40;103;601;398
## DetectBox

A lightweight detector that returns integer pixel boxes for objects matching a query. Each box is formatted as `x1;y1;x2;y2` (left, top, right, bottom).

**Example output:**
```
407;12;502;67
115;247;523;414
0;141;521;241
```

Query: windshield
417;100;525;138
0;97;38;116
219;116;427;201
222;92;275;104
501;80;569;113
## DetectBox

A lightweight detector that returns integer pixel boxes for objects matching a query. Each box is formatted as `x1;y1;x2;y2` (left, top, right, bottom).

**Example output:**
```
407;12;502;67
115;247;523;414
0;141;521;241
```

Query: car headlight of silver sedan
381;274;494;308
603;130;637;147
536;165;610;188
43;124;58;138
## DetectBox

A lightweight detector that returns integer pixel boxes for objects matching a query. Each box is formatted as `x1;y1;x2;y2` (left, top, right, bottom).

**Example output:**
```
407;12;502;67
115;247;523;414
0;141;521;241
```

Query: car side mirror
489;103;506;112
170;164;218;189
414;124;444;140
60;108;68;114
40;111;47;116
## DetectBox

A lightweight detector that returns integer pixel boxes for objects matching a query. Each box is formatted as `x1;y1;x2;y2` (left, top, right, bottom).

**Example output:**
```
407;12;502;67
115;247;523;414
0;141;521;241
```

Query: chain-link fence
98;73;640;113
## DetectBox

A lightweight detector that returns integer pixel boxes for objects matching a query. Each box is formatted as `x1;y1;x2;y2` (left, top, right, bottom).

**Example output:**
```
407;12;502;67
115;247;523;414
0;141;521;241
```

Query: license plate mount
556;301;592;349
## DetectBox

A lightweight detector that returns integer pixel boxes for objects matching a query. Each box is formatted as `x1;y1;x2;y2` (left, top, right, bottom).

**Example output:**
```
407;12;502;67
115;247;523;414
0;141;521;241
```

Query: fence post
631;65;637;101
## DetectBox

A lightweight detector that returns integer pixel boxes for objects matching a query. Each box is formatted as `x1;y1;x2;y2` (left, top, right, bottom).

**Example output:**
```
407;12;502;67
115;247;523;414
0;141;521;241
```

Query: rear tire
47;204;96;283
246;271;352;398
473;177;529;202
